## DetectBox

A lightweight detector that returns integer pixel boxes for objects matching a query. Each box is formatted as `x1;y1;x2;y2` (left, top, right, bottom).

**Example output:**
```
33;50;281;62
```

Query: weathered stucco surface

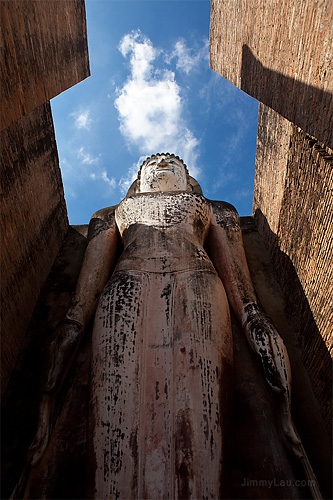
210;0;333;147
254;103;333;434
0;0;90;130
0;0;90;394
253;106;293;233
89;192;233;499
1;227;89;500
0;103;68;394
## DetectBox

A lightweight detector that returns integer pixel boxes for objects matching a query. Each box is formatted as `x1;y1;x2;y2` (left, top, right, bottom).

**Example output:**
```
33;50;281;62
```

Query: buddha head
125;153;202;197
138;153;190;193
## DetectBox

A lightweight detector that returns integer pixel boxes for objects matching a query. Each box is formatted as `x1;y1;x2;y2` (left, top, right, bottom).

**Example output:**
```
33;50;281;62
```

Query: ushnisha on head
138;153;191;193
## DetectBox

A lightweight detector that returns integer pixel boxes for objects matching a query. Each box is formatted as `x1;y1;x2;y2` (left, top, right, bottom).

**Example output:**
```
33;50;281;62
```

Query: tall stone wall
0;103;68;394
210;0;332;438
253;103;333;432
0;0;90;130
210;0;333;147
0;0;90;394
253;106;293;233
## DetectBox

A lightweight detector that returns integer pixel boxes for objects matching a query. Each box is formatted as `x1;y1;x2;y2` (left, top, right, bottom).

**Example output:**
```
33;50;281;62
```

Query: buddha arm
44;207;119;394
206;201;292;399
26;208;120;468
64;207;119;330
206;202;257;325
206;201;301;451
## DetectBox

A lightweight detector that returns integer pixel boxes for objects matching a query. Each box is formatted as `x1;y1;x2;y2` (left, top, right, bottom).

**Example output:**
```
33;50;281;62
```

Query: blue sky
51;0;258;225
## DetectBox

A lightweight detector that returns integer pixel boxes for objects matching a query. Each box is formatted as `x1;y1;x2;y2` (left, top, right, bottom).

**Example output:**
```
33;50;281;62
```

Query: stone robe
90;192;233;499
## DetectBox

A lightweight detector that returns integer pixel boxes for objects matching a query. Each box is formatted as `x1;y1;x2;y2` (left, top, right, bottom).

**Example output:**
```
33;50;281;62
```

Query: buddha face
139;155;188;193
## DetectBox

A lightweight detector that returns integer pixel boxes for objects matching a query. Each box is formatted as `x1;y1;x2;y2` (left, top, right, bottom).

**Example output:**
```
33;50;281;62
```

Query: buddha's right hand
28;394;55;467
28;320;82;467
43;320;83;394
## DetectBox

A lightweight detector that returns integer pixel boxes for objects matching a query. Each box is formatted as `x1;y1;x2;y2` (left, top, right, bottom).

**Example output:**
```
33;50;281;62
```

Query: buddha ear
126;179;140;197
188;176;203;195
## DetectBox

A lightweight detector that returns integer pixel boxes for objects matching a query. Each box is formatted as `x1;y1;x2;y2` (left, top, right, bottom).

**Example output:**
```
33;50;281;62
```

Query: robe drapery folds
90;193;233;499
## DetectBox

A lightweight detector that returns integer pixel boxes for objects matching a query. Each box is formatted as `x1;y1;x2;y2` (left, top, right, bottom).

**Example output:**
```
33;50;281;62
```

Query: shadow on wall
253;208;332;439
241;215;332;500
1;227;89;500
241;45;333;148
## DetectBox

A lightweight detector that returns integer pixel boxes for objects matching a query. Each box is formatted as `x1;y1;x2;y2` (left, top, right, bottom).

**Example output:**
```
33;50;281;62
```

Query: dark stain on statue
202;413;209;441
164;379;168;399
109;428;125;480
103;449;110;481
161;282;171;300
161;282;172;322
210;430;215;461
175;409;194;499
155;381;160;400
193;214;206;241
129;429;138;497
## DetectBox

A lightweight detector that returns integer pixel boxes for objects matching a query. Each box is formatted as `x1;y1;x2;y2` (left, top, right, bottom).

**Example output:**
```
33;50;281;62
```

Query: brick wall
210;0;333;147
253;104;333;432
0;0;90;130
0;103;68;393
0;0;90;394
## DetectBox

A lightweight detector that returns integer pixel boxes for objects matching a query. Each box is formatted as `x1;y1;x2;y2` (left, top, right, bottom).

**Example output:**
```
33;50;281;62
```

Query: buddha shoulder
207;200;240;230
88;205;118;240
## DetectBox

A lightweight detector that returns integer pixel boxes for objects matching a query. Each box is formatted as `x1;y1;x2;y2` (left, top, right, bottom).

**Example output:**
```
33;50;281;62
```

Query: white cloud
211;170;237;193
211;111;251;194
64;185;78;199
71;109;92;130
58;158;78;198
198;72;241;115
119;31;157;80
235;188;252;200
166;38;209;75
118;157;145;195
78;147;99;165
90;170;116;190
69;148;116;193
114;30;201;177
